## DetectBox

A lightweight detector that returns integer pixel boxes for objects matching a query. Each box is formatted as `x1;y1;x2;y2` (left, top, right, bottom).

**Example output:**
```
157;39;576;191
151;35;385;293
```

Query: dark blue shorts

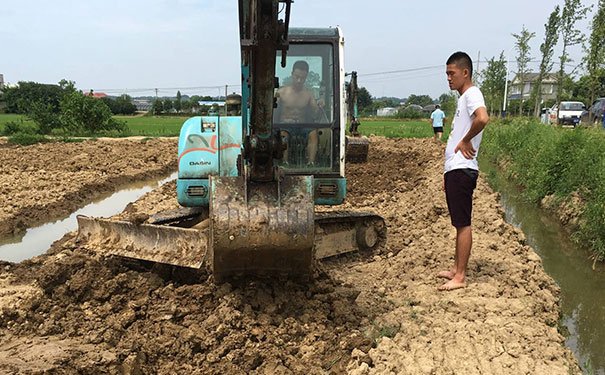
433;126;443;134
445;168;478;228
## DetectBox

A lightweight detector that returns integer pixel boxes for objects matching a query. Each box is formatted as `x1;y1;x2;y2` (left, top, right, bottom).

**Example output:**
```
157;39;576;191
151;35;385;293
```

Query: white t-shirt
444;86;486;173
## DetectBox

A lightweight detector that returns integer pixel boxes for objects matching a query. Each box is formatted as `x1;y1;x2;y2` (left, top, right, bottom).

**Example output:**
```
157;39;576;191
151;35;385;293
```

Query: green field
113;115;187;136
0;114;35;131
357;118;451;139
0;113;446;139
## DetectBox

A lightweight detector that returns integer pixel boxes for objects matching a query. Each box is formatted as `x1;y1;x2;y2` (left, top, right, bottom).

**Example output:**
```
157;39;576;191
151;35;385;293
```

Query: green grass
357;118;451;139
0;114;35;133
114;115;187;136
481;118;605;262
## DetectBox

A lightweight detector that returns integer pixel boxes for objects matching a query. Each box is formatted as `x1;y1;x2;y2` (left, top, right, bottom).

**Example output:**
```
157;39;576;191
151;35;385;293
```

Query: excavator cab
274;28;346;205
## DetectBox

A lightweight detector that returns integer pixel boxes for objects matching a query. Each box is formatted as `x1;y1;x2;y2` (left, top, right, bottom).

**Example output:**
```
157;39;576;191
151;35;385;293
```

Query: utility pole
502;59;509;117
476;51;481;80
155;88;158;99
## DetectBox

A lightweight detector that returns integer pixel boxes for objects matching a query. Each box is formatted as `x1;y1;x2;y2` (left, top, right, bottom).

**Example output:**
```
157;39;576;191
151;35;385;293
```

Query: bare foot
438;279;466;291
437;270;455;279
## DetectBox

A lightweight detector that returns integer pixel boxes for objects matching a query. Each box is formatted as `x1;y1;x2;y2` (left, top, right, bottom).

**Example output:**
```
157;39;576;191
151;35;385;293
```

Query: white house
377;107;397;117
509;72;558;101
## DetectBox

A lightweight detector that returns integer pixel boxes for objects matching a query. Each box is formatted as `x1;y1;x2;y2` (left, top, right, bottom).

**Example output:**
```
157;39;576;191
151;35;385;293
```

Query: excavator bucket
76;216;208;268
346;135;369;163
208;175;315;281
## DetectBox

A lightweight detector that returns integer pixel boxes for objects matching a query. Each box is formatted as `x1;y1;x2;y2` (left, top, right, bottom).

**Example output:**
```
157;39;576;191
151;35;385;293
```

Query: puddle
0;172;177;263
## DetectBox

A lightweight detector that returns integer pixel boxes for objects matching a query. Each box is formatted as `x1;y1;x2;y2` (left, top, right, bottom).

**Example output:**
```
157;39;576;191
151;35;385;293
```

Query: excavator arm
239;0;291;182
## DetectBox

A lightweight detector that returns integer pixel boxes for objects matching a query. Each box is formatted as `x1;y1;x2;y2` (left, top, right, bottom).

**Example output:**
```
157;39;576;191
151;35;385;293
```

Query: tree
175;90;182;113
512;26;536;115
1;81;64;114
480;52;507;116
102;94;137;115
533;6;560;116
438;92;457;118
163;98;174;113
405;94;433;107
557;0;591;103
573;70;605;106
151;99;164;115
60;91;126;134
583;0;605;120
357;86;372;113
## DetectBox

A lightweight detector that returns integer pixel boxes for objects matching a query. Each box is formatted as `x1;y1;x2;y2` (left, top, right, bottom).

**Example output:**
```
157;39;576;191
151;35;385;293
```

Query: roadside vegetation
481;117;605;264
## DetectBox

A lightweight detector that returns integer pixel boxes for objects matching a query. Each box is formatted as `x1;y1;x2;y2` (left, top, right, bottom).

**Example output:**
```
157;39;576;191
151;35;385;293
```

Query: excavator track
314;210;386;259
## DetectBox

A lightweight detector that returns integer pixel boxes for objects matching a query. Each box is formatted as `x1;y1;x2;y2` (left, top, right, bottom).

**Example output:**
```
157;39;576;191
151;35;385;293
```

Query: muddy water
484;166;605;375
0;172;177;263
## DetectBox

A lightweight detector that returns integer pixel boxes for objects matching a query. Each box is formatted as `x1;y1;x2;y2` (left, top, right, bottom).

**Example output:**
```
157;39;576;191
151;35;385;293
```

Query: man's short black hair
446;51;473;77
293;60;309;73
435;104;440;108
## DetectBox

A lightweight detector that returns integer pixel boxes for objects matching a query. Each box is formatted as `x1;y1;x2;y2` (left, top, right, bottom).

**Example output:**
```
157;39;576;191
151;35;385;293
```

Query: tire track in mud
0;137;581;374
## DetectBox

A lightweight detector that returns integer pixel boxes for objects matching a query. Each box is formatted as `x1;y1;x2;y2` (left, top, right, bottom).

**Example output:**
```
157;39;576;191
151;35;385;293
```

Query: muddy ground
0;137;580;374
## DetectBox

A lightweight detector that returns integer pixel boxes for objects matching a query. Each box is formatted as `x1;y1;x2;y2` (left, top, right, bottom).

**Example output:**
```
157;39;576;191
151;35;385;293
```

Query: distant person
275;60;324;165
430;104;446;141
438;51;489;291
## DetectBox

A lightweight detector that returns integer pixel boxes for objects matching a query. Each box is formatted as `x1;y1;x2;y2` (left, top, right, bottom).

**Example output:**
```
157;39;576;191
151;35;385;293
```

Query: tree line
0;80;126;140
479;0;605;118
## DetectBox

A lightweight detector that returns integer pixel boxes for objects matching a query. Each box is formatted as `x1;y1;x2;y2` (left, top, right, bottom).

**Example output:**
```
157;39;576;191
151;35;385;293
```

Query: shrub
397;107;425;119
7;132;49;145
1;120;38;136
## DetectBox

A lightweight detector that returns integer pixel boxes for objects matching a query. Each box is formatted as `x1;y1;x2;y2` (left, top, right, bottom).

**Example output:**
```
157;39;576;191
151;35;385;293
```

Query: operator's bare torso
276;85;319;123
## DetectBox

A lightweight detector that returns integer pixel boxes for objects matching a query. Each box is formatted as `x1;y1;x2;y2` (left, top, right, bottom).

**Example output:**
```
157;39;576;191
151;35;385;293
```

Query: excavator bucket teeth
209;175;315;281
76;215;207;268
346;136;369;163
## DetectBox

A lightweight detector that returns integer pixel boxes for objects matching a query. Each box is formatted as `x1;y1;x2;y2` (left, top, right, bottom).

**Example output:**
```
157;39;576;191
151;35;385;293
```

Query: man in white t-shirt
430;104;446;141
438;51;489;291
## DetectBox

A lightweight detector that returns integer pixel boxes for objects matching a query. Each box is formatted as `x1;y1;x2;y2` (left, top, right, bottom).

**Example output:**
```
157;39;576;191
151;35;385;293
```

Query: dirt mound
0;138;177;237
0;137;580;374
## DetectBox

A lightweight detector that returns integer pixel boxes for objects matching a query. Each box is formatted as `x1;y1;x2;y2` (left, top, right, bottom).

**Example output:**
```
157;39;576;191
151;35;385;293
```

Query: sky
0;0;597;99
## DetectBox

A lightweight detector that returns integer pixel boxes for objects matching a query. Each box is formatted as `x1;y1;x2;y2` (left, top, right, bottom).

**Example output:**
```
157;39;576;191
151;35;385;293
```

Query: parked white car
556;101;585;127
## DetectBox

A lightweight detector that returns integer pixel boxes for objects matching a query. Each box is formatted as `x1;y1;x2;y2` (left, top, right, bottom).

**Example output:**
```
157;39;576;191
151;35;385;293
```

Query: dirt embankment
0;138;177;237
0;137;580;374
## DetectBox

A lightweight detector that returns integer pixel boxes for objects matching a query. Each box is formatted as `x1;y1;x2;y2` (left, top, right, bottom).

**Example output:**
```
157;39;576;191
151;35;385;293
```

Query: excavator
345;71;370;163
76;0;386;282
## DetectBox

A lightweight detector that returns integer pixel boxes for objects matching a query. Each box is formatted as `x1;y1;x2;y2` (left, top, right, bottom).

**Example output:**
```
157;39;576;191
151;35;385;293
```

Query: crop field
0;114;450;139
358;118;451;138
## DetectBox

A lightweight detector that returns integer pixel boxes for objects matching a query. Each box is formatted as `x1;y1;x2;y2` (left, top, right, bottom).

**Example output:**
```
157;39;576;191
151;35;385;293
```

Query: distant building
198;100;225;107
83;91;108;99
509;73;558;101
133;99;152;112
377;107;397;117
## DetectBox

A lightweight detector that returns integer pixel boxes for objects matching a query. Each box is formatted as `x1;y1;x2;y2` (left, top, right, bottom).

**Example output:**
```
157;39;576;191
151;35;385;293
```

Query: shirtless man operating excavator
275;60;325;165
